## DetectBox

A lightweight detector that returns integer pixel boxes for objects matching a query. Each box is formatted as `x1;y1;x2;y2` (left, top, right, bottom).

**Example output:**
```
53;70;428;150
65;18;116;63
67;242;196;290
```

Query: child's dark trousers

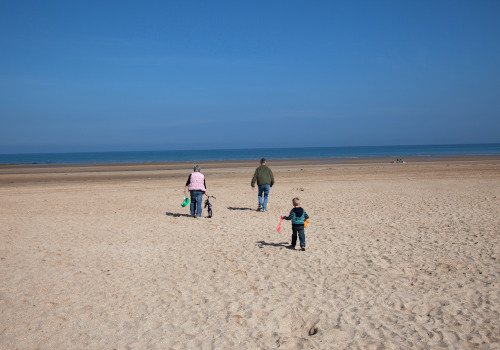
291;226;305;248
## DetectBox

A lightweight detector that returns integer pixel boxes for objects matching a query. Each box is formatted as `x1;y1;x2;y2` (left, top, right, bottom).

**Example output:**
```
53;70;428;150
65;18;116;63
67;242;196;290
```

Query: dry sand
1;158;499;349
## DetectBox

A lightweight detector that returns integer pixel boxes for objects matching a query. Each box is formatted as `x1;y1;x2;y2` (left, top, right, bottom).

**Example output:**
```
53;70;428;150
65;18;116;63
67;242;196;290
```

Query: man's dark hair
260;158;266;164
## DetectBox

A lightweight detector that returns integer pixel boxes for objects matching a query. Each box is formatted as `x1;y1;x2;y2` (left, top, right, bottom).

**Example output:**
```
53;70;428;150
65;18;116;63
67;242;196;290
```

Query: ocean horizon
1;143;500;165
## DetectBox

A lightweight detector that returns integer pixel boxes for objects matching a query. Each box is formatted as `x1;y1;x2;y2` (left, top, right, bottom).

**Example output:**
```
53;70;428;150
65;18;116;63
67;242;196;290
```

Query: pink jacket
188;172;206;191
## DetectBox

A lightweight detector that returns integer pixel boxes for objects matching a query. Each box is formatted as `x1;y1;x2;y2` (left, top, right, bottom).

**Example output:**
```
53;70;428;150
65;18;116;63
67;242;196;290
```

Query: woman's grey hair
193;164;201;172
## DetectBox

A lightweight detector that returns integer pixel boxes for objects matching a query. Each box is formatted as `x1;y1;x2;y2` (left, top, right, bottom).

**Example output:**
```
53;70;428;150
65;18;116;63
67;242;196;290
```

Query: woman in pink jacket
184;164;207;218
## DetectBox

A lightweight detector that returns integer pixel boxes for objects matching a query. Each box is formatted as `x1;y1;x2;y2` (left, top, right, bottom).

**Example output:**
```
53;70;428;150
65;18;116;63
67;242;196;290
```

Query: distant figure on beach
283;197;310;251
251;158;274;211
184;165;207;218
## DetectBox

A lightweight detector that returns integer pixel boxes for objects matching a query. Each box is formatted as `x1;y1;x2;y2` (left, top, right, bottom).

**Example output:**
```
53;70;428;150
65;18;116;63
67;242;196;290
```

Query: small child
282;197;309;251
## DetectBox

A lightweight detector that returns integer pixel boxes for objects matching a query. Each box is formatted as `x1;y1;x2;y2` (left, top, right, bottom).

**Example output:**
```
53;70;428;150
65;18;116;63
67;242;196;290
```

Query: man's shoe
301;247;306;251
288;245;295;250
256;207;262;211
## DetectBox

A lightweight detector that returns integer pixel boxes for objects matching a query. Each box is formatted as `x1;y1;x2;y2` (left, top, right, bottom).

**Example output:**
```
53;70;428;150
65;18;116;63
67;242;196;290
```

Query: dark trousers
291;226;305;248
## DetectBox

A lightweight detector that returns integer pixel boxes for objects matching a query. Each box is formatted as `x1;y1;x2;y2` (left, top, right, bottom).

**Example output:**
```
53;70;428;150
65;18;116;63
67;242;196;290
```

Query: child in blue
283;197;309;251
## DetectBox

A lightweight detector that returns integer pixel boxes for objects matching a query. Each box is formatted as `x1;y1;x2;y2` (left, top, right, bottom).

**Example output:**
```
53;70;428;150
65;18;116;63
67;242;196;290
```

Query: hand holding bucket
181;192;190;207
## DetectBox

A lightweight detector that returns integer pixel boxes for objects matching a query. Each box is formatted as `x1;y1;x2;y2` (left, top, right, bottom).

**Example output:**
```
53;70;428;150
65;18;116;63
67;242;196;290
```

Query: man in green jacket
251;158;275;211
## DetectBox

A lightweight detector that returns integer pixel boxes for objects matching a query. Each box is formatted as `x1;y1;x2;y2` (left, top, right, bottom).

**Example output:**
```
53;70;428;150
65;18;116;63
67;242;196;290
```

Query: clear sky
1;0;499;153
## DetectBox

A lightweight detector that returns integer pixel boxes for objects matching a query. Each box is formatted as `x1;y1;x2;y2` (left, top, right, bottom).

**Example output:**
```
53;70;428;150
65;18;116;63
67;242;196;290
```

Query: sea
1;143;499;165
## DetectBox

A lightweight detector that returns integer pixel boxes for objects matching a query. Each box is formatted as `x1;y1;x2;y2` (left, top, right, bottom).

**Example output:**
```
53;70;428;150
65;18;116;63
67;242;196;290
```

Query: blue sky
1;0;499;153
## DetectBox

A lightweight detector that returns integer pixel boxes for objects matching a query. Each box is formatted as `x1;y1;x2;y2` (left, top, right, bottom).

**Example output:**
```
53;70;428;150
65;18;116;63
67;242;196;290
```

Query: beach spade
276;216;283;232
181;193;190;207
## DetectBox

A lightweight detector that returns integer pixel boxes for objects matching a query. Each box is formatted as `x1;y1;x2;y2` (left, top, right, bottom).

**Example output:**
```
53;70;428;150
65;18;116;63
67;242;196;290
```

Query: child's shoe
300;247;306;251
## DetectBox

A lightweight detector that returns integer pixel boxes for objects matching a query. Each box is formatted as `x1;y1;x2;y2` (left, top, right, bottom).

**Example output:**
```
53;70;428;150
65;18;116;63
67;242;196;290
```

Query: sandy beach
0;157;499;349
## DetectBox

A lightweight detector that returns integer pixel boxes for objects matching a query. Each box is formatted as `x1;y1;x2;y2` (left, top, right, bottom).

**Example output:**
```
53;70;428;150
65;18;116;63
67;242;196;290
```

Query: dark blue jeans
291;226;305;248
190;190;204;217
258;184;270;211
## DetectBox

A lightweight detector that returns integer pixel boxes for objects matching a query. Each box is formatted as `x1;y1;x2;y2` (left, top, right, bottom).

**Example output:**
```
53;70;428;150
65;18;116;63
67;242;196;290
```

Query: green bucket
181;194;190;207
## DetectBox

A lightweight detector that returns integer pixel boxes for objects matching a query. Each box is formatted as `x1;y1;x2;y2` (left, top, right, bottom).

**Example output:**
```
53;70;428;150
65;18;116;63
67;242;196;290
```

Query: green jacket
251;165;274;187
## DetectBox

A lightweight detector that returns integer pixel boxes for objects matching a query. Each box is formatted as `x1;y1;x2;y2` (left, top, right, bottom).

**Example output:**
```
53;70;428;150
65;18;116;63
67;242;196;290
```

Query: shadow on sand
256;241;291;249
227;207;255;211
165;212;193;218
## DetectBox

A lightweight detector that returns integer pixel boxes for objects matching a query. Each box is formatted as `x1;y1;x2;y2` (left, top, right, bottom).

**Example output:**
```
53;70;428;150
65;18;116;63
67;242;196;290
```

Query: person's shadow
256;240;291;249
227;207;254;211
165;212;193;218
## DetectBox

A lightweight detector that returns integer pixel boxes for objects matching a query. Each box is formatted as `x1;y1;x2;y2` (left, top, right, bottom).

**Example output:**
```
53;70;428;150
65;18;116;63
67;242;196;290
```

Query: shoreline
0;154;499;185
2;153;500;170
